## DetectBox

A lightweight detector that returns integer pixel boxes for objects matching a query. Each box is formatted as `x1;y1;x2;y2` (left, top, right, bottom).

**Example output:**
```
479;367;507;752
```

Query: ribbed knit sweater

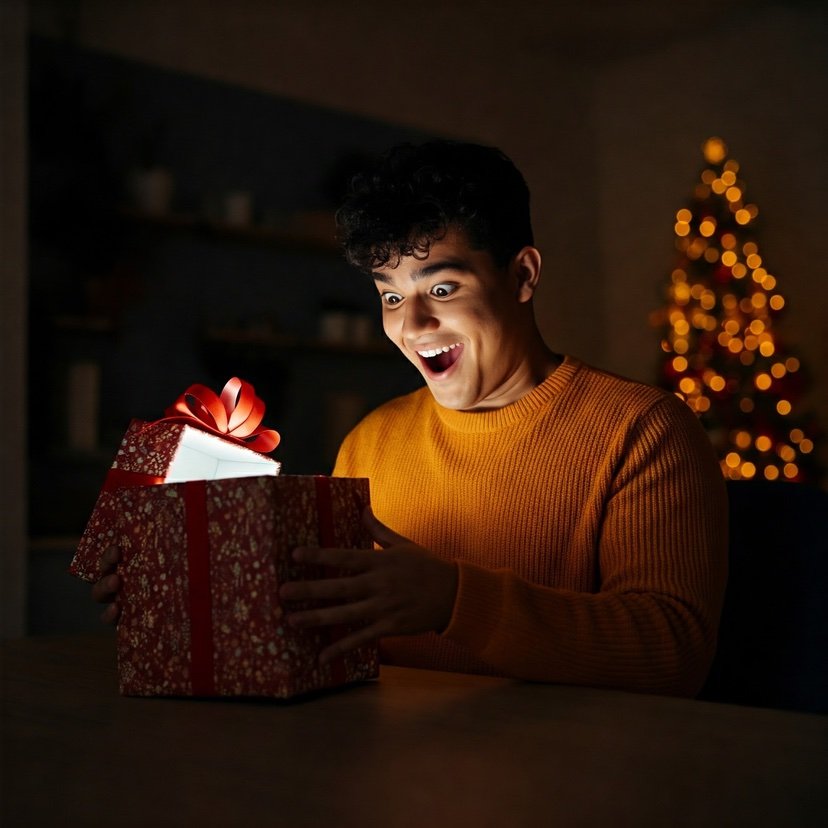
333;356;728;697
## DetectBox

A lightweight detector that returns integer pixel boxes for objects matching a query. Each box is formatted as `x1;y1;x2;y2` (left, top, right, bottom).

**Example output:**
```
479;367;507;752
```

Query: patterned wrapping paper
114;474;378;698
70;419;279;583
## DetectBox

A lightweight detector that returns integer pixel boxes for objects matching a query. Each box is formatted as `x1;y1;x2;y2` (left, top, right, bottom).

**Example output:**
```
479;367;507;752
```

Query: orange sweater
333;356;728;697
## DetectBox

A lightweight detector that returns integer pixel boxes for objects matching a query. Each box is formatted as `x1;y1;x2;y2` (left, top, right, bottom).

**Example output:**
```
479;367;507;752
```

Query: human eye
430;282;458;298
381;291;404;306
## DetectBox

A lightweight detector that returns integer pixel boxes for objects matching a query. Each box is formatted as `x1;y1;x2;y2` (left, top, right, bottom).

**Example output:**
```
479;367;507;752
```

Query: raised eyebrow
372;258;470;285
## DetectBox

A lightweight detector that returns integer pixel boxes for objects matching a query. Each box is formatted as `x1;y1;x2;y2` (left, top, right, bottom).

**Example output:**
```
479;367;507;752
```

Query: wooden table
2;635;826;826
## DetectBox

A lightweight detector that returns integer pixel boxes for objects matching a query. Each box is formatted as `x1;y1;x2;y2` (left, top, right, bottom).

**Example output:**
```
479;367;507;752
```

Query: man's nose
402;294;439;337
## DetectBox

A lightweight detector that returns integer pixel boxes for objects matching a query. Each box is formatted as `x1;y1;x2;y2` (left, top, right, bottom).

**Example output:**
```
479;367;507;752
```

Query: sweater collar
430;355;580;433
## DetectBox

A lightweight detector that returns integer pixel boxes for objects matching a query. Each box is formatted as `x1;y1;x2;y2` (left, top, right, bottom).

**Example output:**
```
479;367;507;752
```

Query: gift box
70;378;379;698
71;377;282;583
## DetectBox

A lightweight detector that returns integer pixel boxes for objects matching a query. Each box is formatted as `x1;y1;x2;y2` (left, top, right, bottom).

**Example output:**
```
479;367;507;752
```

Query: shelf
53;315;118;334
203;327;399;358
119;206;341;254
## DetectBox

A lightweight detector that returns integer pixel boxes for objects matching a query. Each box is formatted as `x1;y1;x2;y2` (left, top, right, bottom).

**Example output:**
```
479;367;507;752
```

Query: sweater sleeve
441;396;729;697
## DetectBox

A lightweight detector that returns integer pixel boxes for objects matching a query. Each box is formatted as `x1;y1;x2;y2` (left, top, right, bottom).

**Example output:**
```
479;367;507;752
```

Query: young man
96;141;728;697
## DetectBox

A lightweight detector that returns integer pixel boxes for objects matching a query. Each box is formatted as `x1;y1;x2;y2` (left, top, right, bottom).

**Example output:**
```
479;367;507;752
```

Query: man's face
373;228;536;411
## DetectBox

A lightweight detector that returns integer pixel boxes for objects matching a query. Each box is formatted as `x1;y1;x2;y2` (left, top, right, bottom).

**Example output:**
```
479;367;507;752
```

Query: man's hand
91;545;122;625
278;506;458;665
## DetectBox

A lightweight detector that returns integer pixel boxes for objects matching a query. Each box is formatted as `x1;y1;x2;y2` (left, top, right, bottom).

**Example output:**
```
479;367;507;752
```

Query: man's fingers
100;602;121;626
318;625;381;666
292;545;375;570
91;573;121;604
362;505;406;549
286;599;375;630
101;545;121;572
279;573;371;603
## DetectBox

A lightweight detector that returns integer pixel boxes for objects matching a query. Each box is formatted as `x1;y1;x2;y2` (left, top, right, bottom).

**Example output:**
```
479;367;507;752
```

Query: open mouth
416;343;463;376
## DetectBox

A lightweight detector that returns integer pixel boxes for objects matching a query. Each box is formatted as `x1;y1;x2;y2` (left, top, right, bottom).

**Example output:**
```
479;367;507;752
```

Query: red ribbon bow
163;377;280;454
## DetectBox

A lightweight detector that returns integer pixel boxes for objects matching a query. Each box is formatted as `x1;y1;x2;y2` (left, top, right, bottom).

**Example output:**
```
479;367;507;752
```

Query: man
95;141;728;697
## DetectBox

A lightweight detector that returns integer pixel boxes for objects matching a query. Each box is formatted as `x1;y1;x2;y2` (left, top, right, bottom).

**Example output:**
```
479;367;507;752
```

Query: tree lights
653;137;822;484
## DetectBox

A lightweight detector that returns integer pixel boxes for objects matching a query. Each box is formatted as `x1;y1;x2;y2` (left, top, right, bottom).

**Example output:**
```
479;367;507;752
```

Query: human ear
512;246;542;303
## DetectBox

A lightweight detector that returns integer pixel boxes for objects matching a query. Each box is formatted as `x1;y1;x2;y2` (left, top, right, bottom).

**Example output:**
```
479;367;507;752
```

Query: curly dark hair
336;140;534;272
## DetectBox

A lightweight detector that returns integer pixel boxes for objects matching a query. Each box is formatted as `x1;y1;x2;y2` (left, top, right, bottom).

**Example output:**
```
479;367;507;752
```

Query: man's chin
425;380;471;411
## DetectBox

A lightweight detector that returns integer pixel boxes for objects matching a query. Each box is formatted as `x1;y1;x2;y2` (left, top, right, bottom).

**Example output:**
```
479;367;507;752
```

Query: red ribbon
183;480;215;695
162;377;280;454
314;476;347;685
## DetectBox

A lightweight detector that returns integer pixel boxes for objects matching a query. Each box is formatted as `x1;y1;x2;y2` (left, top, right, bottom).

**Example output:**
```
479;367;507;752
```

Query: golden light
724;159;740;172
672;356;688;372
749;319;765;334
735;209;751;224
671;268;687;282
800;439;814;453
676;208;693;222
726;186;743;203
673;339;689;354
674;319;690;335
785;357;800;372
744;335;759;350
747;204;759;218
701;169;717;184
679;377;697;394
755;435;772;452
732;263;747;278
769;294;785;311
675;221;690;237
762;274;776;290
764;465;780;480
759;341;775;357
742;241;758;255
721;171;737;186
783;463;798;479
735;431;752;449
709;375;726;392
721;250;737;267
746;253;762;269
778;444;796;462
712;179;728;195
696;396;711;412
703;137;727;164
725;452;741;469
727;338;744;354
789;428;805;443
717;331;731;347
673;283;690;303
721;233;737;249
722;294;738;310
741;462;756;479
700;293;716;310
724;319;741;335
770;362;786;379
755;373;772;390
776;399;792;415
699;219;717;237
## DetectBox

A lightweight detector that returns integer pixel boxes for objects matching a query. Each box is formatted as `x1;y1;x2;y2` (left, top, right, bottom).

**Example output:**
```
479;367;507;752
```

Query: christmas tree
652;137;822;485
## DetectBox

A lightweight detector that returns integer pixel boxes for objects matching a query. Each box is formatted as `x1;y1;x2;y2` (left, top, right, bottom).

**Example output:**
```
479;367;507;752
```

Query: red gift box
112;474;377;698
70;378;379;698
